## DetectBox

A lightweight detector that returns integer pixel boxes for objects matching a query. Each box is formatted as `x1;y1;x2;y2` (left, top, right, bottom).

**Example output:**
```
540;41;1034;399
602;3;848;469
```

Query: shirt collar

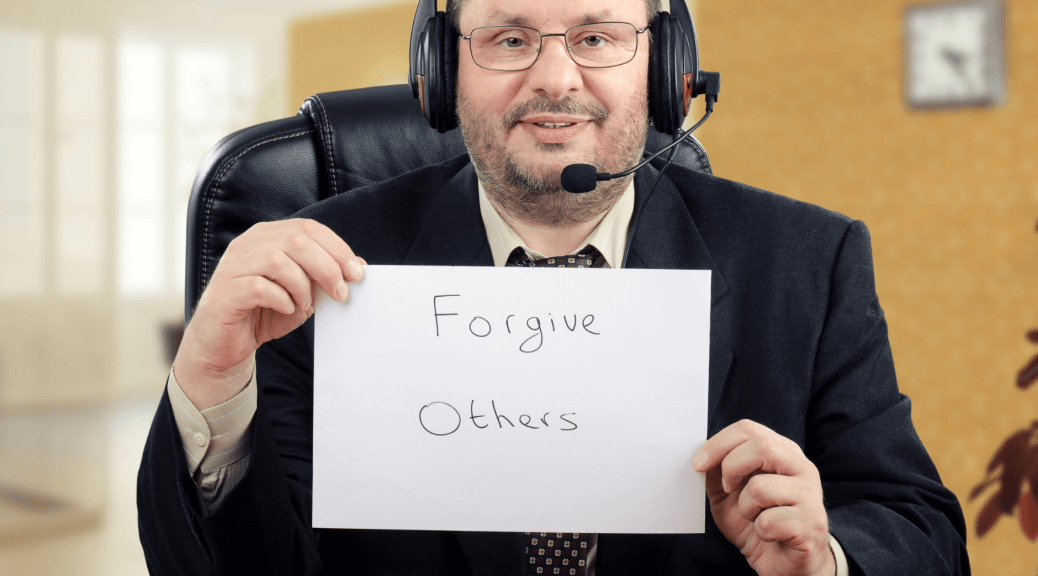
478;179;635;268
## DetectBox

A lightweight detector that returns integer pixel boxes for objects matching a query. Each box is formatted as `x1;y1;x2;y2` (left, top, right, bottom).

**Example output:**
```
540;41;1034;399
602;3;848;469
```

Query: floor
0;394;160;575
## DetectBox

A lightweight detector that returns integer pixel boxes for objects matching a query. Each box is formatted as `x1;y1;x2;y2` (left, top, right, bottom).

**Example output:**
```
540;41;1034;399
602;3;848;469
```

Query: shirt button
193;432;207;447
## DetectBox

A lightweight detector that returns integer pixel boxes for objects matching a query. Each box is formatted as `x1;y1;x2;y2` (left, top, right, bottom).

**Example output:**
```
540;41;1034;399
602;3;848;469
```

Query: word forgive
432;294;600;353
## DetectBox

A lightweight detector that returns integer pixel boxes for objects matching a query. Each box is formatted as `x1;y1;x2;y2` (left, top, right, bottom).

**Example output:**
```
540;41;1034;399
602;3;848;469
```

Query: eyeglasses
460;22;650;72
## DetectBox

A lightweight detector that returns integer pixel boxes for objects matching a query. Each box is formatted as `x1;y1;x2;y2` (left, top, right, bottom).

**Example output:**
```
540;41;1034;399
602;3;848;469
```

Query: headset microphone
559;165;600;194
561;74;719;194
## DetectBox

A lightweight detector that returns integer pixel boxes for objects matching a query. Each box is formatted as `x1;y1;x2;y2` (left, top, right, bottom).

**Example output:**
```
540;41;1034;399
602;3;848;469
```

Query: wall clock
904;0;1006;109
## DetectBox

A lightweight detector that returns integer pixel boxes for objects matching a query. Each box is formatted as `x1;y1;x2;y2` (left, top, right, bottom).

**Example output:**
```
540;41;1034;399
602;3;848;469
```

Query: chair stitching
200;130;314;297
685;140;701;166
697;141;711;172
311;94;339;196
684;137;711;173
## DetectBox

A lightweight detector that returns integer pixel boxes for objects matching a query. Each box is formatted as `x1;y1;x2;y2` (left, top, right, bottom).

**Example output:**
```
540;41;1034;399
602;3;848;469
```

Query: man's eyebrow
483;12;534;27
578;11;617;25
481;10;620;28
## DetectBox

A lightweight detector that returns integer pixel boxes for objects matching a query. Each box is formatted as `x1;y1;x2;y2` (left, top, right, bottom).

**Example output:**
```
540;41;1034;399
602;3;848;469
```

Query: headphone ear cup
667;17;687;133
655;13;678;135
648;16;665;133
440;12;458;132
409;0;435;100
418;15;439;129
429;13;446;131
419;12;458;133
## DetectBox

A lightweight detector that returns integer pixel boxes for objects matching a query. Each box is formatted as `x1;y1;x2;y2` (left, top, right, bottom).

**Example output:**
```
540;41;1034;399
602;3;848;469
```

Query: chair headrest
299;84;711;197
299;85;469;195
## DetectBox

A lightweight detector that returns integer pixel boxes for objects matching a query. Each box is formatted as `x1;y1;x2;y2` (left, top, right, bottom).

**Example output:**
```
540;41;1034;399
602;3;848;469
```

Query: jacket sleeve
137;318;323;576
808;220;969;575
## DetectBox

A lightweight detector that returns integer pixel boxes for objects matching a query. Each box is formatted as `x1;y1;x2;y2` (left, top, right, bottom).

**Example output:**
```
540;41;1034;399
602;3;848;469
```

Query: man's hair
444;0;662;32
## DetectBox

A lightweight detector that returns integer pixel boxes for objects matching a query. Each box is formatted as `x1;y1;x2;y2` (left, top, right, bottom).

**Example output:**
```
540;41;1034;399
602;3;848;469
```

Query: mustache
504;97;609;128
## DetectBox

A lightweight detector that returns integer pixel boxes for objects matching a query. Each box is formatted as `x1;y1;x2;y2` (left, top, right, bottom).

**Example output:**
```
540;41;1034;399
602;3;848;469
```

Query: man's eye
581;35;605;47
501;37;526;48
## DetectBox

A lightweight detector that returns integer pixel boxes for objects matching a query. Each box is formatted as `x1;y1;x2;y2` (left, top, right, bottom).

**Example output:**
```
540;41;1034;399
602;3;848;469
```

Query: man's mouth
503;96;609;130
513;113;598;145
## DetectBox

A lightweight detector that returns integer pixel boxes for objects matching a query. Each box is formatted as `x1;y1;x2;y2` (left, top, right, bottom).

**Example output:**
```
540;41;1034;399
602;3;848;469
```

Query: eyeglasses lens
469;23;639;71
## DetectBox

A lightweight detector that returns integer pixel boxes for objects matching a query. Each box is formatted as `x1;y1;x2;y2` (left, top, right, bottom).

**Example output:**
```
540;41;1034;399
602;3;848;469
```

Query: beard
456;89;651;227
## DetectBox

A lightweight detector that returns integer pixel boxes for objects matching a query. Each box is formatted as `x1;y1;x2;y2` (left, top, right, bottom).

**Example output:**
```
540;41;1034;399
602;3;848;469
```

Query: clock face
904;0;1006;108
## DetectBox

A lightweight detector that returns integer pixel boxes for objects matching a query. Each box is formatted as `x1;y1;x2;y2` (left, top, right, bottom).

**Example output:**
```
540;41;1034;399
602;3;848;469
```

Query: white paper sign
313;265;711;533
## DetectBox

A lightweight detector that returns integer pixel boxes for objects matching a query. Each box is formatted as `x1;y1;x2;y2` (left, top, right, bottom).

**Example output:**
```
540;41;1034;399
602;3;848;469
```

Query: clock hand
940;47;975;89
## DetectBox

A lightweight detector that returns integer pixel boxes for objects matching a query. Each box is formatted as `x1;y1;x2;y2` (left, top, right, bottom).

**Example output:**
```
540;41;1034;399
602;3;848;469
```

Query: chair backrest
184;83;712;320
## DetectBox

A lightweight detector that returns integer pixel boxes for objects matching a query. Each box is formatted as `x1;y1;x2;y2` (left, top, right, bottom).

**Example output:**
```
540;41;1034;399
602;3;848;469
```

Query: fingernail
722;477;730;493
346;259;364;280
335;280;348;300
690;451;708;470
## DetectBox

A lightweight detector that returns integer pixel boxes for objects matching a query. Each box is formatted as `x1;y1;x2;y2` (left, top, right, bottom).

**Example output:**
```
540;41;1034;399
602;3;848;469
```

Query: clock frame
903;0;1006;109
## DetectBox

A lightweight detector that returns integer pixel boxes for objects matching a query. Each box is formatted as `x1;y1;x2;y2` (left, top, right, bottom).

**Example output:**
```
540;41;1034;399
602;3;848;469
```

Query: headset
408;0;712;135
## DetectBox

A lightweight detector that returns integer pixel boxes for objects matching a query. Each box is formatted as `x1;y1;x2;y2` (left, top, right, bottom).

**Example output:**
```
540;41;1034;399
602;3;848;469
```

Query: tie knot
506;246;603;268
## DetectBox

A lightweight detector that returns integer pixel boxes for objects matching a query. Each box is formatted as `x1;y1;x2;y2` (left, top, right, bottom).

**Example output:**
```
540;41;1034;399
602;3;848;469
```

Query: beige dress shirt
167;179;849;575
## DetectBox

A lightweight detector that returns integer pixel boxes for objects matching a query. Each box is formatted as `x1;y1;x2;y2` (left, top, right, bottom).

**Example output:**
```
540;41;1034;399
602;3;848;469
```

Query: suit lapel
401;163;520;574
625;166;734;434
596;168;735;573
402;162;493;267
455;532;526;576
597;533;677;576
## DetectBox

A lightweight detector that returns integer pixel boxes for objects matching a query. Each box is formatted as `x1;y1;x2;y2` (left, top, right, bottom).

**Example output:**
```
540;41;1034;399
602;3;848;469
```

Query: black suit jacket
138;155;969;575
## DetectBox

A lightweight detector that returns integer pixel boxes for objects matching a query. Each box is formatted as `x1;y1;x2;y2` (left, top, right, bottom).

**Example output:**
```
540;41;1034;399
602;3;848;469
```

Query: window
0;30;45;296
117;38;166;295
55;35;106;295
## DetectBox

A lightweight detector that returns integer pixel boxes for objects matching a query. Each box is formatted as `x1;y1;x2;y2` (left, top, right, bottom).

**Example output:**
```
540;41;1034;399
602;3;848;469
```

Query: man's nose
526;35;583;99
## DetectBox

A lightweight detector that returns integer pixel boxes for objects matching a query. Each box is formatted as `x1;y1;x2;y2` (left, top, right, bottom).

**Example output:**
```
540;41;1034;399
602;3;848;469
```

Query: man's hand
174;218;365;410
691;420;835;576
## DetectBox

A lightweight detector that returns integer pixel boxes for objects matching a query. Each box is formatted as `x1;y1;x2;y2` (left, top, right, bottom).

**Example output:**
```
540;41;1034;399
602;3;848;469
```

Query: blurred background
0;0;1035;573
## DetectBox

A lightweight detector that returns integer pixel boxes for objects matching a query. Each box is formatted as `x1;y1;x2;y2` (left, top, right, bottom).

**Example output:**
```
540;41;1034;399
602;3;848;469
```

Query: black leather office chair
183;83;712;320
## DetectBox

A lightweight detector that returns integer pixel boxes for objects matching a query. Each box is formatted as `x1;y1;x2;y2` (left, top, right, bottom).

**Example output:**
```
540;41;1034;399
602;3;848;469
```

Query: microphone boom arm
602;89;717;182
559;72;718;194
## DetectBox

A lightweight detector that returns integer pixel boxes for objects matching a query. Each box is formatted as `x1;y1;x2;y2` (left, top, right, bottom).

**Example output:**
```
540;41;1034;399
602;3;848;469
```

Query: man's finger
290;218;364;282
702;465;729;502
230;248;318;311
692;419;777;473
752;506;808;544
753;504;829;550
736;473;805;522
275;229;353;301
719;434;809;492
229;275;298;316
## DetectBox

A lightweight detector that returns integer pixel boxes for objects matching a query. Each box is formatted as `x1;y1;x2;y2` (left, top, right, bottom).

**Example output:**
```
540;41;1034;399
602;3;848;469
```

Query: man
137;0;969;574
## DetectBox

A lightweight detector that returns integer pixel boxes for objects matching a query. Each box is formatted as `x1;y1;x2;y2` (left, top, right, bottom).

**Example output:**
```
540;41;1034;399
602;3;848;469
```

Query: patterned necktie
506;246;603;268
525;532;589;576
507;246;596;575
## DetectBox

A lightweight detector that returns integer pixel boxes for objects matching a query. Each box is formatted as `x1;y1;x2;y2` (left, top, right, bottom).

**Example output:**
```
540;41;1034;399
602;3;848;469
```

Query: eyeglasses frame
459;22;651;72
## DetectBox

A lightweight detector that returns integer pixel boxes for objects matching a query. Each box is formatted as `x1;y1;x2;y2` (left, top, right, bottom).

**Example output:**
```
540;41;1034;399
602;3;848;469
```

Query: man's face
455;0;652;227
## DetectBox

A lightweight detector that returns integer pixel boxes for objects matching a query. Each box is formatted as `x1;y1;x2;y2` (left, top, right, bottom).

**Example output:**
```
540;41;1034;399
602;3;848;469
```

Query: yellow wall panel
695;1;1038;573
287;1;416;114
